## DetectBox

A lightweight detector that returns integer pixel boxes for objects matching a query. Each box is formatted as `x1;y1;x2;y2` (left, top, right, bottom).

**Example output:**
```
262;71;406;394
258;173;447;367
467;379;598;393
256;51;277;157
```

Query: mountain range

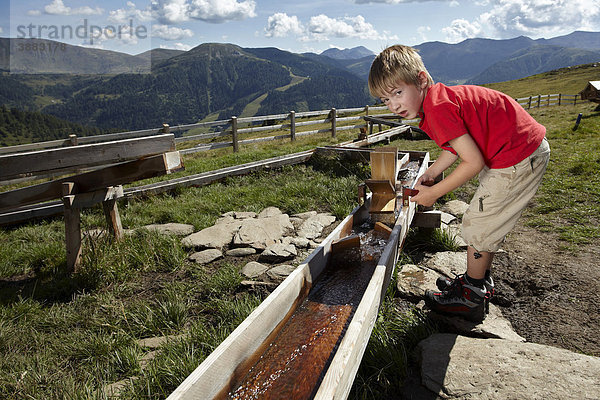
0;31;599;133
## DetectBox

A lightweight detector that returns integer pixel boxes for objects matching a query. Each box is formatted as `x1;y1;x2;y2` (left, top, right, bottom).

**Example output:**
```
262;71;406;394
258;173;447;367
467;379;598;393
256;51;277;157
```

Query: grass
1;65;600;398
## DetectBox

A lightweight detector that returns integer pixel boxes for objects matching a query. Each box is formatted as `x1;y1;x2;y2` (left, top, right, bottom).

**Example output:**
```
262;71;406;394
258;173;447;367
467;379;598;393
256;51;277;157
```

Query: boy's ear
418;71;428;88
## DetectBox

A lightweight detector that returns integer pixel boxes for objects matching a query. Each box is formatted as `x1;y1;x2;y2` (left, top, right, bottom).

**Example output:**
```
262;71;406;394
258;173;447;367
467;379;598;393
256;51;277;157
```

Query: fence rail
0;93;583;158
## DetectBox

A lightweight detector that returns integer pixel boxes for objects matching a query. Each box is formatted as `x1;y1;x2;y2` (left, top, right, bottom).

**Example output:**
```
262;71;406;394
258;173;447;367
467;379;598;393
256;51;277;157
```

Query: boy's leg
466;246;493;280
426;138;550;321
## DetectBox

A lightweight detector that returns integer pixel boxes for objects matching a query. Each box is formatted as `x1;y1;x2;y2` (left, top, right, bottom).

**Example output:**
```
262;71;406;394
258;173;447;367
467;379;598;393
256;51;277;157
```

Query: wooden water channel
168;148;430;400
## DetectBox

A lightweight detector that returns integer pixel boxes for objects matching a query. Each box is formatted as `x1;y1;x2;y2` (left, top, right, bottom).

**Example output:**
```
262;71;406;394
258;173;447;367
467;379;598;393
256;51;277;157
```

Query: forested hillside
0;105;101;146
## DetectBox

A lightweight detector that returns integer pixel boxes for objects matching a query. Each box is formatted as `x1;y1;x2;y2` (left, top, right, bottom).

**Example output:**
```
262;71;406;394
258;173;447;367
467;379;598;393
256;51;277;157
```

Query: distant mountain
41;43;371;130
320;46;374;60
542;31;600;51
0;38;151;74
135;48;185;68
467;44;600;84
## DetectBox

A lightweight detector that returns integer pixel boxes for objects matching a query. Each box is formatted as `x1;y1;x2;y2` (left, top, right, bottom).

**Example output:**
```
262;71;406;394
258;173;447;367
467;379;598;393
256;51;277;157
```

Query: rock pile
177;207;337;284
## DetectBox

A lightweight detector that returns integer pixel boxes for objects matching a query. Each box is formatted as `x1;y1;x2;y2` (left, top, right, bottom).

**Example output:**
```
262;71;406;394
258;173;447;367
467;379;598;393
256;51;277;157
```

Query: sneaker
437;273;495;301
425;275;487;322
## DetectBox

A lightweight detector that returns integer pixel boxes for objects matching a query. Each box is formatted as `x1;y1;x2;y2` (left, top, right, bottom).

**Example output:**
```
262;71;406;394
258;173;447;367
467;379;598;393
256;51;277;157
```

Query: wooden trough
168;149;429;400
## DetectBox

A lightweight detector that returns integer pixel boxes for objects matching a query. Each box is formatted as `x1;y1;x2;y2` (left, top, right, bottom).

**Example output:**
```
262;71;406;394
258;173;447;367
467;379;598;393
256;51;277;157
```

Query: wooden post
290;111;296;142
62;182;81;273
69;134;78;146
330;108;337;138
102;186;124;240
528;96;532;109
537;95;541;108
365;105;369;116
231;116;239;152
162;123;170;134
559;94;562;106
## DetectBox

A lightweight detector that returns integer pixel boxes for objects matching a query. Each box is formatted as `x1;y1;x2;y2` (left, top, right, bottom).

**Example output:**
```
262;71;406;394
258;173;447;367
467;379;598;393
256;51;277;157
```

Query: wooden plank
62;183;81;273
0;134;175;181
412;210;442;228
0;151;183;212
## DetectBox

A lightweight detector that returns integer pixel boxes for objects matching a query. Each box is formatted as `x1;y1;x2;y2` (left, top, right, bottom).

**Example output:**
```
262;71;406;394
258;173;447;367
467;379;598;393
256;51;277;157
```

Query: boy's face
378;72;428;119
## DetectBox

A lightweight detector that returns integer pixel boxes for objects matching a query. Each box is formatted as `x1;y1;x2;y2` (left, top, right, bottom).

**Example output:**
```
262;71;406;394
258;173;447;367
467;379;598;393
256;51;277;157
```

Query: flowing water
224;223;389;400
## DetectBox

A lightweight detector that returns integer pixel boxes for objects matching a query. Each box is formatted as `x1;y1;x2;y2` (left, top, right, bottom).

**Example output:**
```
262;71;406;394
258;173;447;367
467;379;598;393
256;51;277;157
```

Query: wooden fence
0;92;582;162
515;93;579;109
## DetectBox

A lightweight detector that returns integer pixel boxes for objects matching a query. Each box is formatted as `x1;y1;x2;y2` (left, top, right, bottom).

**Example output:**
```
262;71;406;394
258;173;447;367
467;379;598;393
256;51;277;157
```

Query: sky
1;0;599;55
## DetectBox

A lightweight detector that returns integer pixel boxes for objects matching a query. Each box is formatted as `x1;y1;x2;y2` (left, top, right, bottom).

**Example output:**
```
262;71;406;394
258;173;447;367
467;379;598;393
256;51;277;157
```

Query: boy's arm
417;149;458;185
412;134;485;207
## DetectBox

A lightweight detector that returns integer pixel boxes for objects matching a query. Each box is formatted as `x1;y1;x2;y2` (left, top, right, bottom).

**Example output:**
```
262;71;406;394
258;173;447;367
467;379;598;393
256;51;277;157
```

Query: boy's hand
410;183;439;207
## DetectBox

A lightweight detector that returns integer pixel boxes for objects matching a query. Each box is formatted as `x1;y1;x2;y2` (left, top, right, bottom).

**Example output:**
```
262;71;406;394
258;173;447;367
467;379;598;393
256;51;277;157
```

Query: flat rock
297;213;336;239
189;249;223;264
266;264;296;281
241;261;269;279
440;211;457;225
423;251;467;277
440;200;469;218
233;214;295;250
259;243;297;263
424;303;525;342
440;223;468;249
258;207;282;218
415;333;600;399
181;220;242;250
225;248;257;257
141;223;195;236
292;211;317;220
397;264;440;301
240;280;279;291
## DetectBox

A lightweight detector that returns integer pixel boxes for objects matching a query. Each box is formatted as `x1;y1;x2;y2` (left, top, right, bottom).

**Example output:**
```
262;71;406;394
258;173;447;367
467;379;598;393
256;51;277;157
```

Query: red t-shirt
418;83;546;169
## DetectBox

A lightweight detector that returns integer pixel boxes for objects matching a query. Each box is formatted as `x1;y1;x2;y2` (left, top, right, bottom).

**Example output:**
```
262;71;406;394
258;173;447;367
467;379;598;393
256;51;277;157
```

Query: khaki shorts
461;137;550;252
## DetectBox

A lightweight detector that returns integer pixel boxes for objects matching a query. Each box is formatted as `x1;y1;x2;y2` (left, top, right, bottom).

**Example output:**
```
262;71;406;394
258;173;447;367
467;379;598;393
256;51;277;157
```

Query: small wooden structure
0;135;183;273
579;81;600;103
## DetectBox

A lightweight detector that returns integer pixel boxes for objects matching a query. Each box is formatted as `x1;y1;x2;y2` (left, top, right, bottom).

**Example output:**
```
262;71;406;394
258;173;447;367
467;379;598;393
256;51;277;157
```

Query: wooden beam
0;134;175;181
412;210;442;228
0;151;183;212
62;183;81;273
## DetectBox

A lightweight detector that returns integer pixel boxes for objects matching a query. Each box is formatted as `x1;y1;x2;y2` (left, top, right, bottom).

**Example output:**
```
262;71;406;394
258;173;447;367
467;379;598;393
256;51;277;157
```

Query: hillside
484;62;600;98
467;45;600;84
0;105;101;146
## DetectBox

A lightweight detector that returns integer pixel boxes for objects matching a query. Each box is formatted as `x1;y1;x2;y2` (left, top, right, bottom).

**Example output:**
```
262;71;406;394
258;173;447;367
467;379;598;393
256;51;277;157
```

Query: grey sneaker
437;273;495;302
425;275;487;322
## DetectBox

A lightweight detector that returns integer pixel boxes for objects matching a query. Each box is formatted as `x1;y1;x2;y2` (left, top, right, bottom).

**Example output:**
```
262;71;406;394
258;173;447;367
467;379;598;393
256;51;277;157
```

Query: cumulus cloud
44;0;103;16
479;0;600;38
152;0;256;24
307;14;388;40
153;24;194;40
160;42;193;50
417;25;431;42
352;0;455;4
442;18;484;42
265;13;303;38
109;2;152;24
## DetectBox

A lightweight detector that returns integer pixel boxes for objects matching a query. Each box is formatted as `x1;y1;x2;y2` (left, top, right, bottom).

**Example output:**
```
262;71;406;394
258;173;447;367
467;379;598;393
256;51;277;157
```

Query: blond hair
368;45;434;98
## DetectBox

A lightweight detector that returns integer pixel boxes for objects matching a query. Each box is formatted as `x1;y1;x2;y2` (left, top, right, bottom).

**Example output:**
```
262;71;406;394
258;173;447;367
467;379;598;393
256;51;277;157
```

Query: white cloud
153;24;194;40
417;25;431;42
353;0;455;4
160;42;193;50
109;2;152;24
442;18;484;43
449;0;460;6
44;0;103;16
153;0;189;23
307;14;386;41
265;13;304;38
153;0;256;24
479;0;600;38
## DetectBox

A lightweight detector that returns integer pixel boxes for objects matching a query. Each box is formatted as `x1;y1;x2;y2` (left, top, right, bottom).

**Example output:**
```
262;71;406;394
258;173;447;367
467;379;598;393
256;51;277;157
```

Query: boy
368;45;550;321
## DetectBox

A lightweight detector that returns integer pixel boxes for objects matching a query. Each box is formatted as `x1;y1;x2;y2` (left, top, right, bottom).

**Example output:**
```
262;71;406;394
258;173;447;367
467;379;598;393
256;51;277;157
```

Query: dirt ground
492;223;600;357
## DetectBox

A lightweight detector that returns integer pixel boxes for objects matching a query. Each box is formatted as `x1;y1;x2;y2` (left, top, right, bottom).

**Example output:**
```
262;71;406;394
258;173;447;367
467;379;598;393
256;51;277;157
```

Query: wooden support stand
61;183;125;273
